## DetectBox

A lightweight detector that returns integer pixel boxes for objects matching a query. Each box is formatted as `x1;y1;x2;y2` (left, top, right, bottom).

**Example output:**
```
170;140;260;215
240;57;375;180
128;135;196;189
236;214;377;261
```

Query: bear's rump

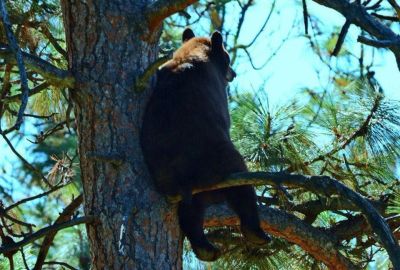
152;141;247;195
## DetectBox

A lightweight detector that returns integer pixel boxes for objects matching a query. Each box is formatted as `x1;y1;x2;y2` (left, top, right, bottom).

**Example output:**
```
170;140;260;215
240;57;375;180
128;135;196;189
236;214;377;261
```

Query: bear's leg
225;185;271;245
178;196;221;261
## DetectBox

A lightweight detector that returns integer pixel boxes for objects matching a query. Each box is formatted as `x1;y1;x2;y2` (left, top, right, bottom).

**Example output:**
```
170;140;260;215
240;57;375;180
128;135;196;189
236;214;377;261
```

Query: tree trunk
61;1;182;269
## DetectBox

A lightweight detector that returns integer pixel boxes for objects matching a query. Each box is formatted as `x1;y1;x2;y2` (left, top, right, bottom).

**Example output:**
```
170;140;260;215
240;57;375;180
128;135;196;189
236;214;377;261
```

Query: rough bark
61;1;182;269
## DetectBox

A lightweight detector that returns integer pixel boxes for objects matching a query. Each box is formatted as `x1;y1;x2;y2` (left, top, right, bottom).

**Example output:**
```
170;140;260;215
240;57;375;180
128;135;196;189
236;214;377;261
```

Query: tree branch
357;35;399;48
0;215;93;255
205;204;358;270
1;82;50;103
147;0;198;33
0;44;74;88
4;184;67;213
43;261;77;270
292;196;387;223
311;0;400;70
168;171;400;269
332;20;351;56
0;0;30;129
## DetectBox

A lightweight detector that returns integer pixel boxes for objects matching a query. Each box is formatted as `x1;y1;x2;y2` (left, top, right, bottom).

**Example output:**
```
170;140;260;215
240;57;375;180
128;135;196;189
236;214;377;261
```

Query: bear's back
141;37;246;195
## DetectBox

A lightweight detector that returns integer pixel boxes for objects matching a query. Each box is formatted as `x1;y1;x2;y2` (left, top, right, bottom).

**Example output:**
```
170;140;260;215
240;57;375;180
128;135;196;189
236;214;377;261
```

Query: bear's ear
211;31;223;50
182;28;195;43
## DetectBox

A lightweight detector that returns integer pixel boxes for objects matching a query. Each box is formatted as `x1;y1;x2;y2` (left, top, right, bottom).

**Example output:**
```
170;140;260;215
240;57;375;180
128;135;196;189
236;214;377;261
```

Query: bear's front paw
192;241;221;262
241;225;271;246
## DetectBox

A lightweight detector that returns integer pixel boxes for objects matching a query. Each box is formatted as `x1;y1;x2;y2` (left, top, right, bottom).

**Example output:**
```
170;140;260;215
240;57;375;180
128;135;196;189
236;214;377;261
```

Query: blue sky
229;1;400;105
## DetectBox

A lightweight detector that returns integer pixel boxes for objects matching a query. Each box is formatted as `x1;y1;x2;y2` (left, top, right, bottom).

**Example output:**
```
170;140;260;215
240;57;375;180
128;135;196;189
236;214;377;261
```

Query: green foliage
212;77;400;269
230;92;318;173
388;190;400;216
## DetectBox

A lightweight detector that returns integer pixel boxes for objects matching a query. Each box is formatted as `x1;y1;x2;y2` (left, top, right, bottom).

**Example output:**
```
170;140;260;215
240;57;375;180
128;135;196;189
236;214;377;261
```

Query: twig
0;133;51;186
0;216;94;255
230;1;275;64
0;208;35;230
4;184;67;213
387;0;400;19
371;12;399;21
305;93;381;166
39;24;68;59
357;35;399;48
365;0;383;10
20;247;30;270
331;20;351;56
0;0;30;129
1;82;50;103
27;120;69;144
302;0;309;35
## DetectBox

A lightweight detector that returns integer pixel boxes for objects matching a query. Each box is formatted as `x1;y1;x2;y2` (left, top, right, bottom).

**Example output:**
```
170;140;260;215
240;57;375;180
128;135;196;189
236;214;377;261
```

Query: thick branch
311;0;400;70
168;171;400;269
147;0;198;32
33;195;83;270
0;215;93;255
0;45;74;88
205;204;358;270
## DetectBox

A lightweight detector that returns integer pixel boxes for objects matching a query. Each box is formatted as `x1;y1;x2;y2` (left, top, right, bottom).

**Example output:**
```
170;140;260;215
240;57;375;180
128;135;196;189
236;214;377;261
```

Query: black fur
141;29;270;261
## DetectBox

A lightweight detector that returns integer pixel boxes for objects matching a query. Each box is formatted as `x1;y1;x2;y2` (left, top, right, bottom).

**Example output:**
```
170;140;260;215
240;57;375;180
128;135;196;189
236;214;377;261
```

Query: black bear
141;29;270;261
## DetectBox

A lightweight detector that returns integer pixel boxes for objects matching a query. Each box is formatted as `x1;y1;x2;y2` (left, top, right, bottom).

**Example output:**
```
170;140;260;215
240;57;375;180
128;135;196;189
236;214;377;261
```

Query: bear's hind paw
192;242;221;262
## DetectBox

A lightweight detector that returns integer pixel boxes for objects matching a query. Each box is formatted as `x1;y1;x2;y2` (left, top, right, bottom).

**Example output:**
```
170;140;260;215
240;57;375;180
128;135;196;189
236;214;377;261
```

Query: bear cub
141;29;270;261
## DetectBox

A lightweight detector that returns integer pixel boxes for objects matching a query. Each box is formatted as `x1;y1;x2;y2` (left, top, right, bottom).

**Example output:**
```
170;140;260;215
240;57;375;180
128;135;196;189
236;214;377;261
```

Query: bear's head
167;28;236;82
